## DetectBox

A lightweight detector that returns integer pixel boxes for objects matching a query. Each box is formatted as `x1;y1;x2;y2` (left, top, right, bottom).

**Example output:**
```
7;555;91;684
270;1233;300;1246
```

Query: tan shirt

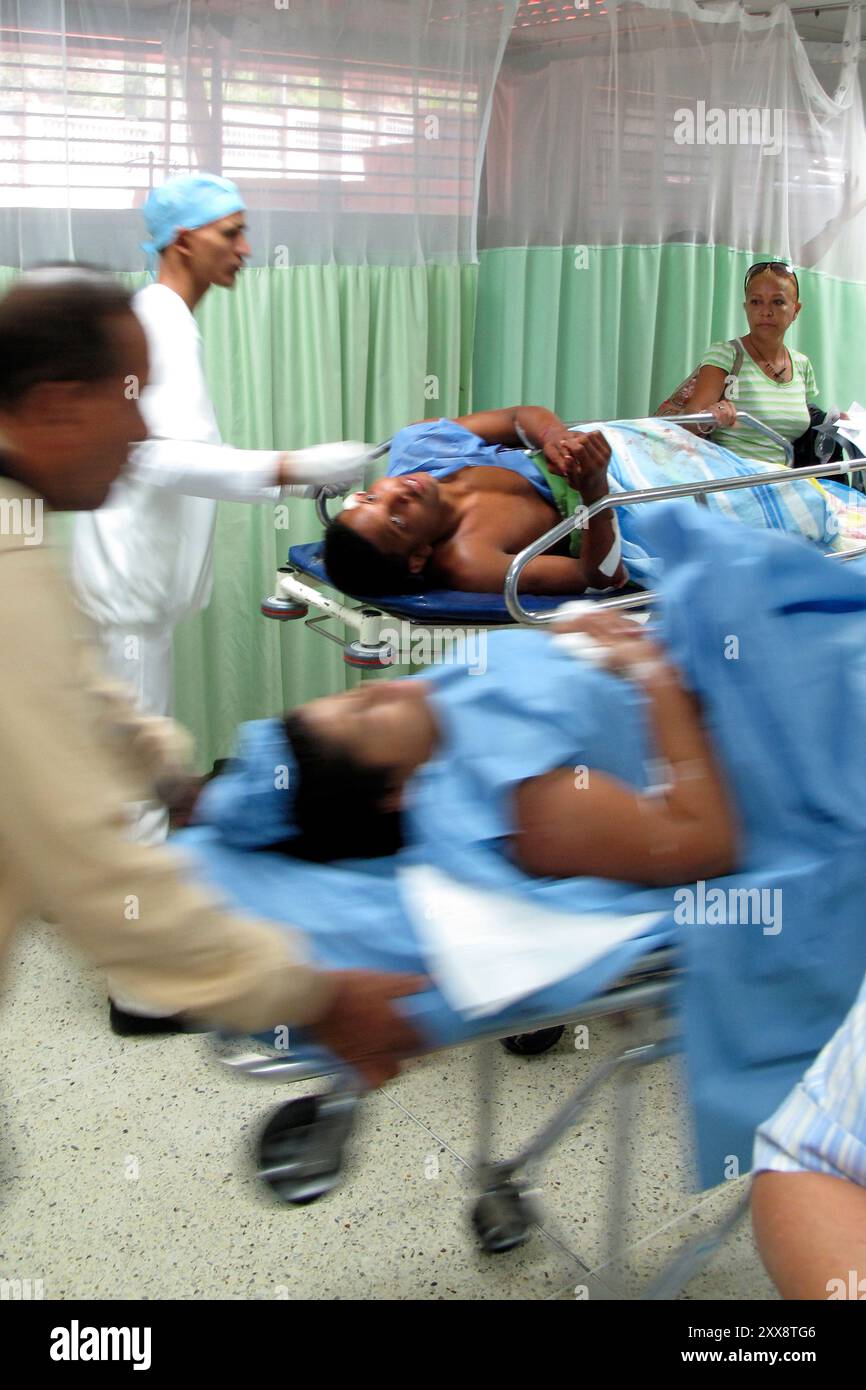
0;473;335;1033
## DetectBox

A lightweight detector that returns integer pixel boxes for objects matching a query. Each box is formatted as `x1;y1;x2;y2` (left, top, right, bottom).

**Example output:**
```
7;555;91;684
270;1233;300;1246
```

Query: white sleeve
128;435;284;504
130;294;284;503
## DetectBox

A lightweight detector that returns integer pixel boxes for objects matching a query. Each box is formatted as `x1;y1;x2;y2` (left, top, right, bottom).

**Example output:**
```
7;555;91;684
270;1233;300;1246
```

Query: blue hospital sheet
652;504;866;1183
174;830;671;1048
388;417;556;503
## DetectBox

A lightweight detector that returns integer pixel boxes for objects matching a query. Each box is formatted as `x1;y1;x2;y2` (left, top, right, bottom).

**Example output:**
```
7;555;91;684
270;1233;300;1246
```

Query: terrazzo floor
0;918;777;1301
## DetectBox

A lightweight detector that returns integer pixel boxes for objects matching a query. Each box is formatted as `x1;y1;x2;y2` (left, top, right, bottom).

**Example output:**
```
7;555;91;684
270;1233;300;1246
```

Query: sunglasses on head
744;261;799;297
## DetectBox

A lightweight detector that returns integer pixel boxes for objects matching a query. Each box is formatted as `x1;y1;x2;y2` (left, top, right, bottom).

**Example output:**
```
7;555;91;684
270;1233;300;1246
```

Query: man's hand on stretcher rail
444;408;627;594
513;612;739;886
309;970;429;1089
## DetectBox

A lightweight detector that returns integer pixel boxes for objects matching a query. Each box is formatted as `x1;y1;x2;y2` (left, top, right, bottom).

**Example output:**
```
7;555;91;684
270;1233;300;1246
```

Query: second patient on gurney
198;611;737;891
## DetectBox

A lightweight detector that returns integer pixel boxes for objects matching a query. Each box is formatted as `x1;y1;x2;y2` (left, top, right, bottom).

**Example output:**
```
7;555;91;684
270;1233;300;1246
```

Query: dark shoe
109;1000;192;1036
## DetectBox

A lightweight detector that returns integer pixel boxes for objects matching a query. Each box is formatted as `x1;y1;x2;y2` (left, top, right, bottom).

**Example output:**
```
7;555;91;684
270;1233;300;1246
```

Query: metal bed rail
504;413;866;625
211;944;678;1083
212;946;703;1283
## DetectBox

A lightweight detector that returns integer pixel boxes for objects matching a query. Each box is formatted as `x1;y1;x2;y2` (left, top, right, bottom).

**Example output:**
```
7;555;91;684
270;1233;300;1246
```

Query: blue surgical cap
194;719;299;850
140;173;246;256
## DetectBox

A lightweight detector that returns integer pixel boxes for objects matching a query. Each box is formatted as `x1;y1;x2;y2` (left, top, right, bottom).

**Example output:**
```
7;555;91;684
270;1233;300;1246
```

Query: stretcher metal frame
214;938;755;1296
213;944;734;1294
261;413;866;665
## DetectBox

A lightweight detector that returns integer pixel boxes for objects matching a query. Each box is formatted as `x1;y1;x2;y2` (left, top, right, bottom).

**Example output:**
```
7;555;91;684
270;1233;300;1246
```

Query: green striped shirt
699;339;818;467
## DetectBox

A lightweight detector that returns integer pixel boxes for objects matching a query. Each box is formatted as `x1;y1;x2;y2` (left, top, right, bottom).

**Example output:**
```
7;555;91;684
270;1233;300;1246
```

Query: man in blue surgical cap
70;173;371;1032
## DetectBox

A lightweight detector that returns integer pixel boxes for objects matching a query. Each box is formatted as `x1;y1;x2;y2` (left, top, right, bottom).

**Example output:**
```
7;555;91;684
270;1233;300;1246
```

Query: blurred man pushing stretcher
0;268;424;1085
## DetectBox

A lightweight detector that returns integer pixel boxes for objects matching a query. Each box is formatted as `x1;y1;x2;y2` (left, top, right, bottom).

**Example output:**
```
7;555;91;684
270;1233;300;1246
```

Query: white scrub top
72;283;282;628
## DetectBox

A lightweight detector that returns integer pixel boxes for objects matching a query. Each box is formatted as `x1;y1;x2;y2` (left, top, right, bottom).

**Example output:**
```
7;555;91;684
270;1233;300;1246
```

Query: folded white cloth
399;862;663;1018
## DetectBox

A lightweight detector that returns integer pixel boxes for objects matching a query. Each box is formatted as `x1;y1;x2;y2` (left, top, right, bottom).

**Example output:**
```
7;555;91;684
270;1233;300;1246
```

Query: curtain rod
698;2;859;13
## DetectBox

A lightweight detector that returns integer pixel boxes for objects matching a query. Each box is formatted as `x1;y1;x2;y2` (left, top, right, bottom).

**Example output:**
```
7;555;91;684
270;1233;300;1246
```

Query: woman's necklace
761;353;788;380
747;336;788;380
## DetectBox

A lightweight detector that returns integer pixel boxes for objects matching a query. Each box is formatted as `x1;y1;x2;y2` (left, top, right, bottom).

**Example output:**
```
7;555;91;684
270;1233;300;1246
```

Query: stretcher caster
257;1090;358;1205
342;639;396;668
472;1184;536;1254
261;595;308;621
501;1025;565;1056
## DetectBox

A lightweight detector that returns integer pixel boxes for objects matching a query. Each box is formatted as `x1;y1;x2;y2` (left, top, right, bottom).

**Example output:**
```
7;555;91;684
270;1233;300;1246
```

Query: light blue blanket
596;419;837;585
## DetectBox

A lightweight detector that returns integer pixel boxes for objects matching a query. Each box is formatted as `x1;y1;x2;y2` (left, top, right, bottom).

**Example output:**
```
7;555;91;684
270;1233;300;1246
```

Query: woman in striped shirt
683;262;819;469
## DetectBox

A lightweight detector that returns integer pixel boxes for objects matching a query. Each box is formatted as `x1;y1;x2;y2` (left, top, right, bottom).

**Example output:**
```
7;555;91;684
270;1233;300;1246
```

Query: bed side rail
504;413;866;625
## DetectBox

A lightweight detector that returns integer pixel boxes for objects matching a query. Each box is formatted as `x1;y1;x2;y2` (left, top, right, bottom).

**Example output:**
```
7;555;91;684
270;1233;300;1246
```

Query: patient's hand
541;428;611;497
551;610;671;682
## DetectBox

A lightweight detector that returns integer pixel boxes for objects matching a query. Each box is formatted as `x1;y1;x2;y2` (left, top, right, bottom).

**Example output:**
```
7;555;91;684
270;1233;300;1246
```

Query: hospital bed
260;412;866;665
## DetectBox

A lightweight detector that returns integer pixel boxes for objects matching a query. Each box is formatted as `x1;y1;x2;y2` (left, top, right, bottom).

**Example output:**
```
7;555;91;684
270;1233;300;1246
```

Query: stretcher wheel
343;639;396;668
501;1025;565;1056
261;595;308;621
472;1186;534;1254
257;1092;357;1205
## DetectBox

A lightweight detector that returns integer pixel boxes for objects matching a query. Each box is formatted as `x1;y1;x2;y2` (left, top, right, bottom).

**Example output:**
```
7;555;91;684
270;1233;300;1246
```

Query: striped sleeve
699;340;736;372
753;979;866;1183
803;355;819;404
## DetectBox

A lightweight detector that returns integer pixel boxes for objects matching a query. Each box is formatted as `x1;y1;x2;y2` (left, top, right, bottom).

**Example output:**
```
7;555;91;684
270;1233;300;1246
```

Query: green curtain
473;244;866;420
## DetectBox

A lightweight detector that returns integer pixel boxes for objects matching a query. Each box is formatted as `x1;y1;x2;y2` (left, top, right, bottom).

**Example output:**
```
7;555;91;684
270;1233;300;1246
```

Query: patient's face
299;678;438;781
339;473;443;558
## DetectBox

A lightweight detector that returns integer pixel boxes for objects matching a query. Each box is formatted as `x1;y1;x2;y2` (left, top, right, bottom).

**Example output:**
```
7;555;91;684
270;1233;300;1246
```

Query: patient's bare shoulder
431;532;502;592
432;493;566;592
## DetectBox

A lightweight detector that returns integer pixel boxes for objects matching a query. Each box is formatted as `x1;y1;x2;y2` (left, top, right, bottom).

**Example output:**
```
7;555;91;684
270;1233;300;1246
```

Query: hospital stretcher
188;827;710;1293
213;417;866;1294
260;412;866;665
190;824;768;1296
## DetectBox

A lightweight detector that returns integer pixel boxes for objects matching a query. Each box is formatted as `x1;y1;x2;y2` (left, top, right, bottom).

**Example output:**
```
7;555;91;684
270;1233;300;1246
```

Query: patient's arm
513;619;737;883
441;544;624;595
441;452;628;593
455;405;564;450
456;406;615;490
